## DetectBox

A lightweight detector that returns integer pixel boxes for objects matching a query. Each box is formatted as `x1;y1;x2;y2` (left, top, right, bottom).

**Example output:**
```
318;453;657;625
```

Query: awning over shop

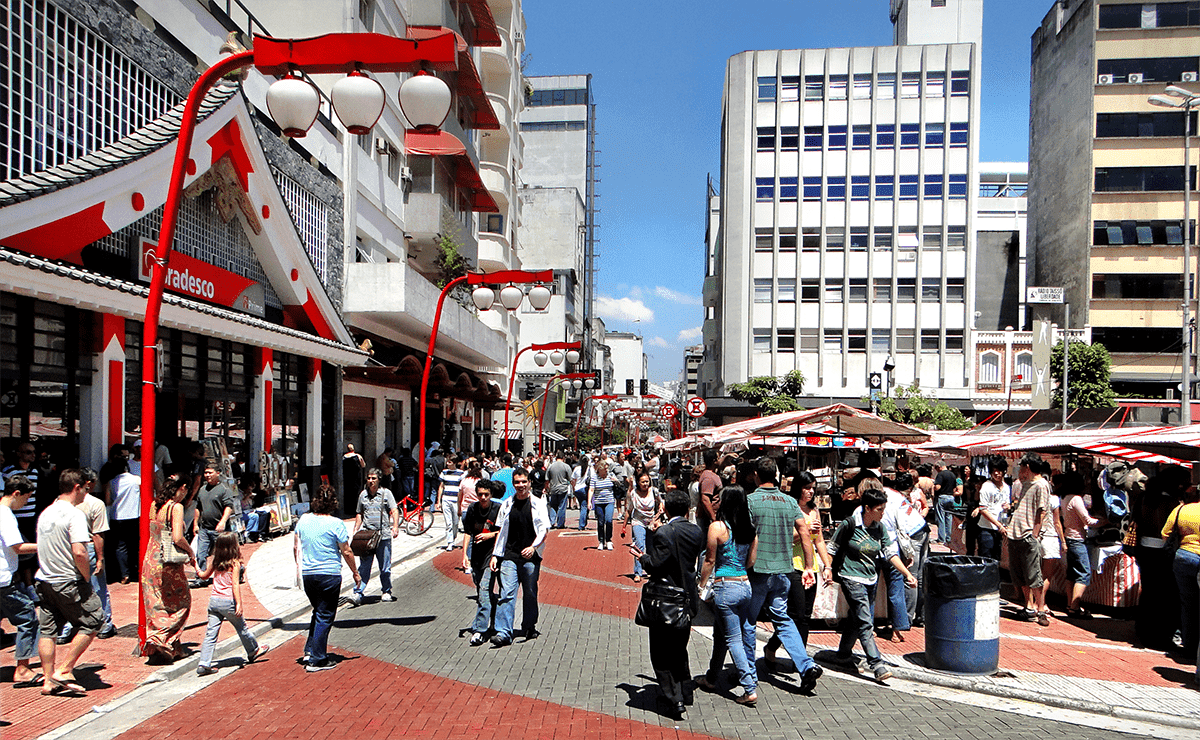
407;26;499;129
404;129;500;212
459;0;502;46
501;429;522;440
542;430;567;442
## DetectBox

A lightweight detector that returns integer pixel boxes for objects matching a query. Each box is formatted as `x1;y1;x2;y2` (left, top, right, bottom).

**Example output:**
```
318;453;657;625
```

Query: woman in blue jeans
827;487;918;683
695;486;759;706
588;460;616;550
623;472;662;582
294;485;361;672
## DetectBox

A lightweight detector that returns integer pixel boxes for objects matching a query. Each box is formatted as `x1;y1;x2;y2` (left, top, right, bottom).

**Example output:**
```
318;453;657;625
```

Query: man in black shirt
488;469;549;647
192;464;233;587
462;480;501;646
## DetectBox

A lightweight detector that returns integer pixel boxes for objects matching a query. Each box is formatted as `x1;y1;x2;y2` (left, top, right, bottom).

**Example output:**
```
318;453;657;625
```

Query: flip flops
13;674;43;689
41;677;86;696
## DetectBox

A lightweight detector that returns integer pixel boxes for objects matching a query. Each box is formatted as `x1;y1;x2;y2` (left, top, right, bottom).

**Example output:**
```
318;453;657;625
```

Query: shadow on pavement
616;676;673;718
1153;665;1198;689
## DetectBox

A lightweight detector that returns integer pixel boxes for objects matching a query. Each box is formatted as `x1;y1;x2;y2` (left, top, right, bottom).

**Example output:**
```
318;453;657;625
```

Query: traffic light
523;382;537;400
626;378;635;395
640;379;649;395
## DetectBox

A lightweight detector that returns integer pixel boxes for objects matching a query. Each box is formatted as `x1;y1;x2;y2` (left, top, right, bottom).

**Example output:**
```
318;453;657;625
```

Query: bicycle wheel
405;510;432;536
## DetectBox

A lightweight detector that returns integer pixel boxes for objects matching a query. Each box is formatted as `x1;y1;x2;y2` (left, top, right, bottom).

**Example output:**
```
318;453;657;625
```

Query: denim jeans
631;523;648;576
302;573;341;662
594;502;614;545
1173;548;1200;656
469;565;499;634
548;492;569;529
442;498;460;547
196;527;221;572
838;579;883;668
575;491;589;529
935;495;957;543
747;572;815;674
354;537;393;596
882;558;911;632
199;595;260;667
978;527;1002;564
907;528;930;623
426;479;439;507
708;580;758;694
0;580;37;661
60;543;113;638
494;556;540;640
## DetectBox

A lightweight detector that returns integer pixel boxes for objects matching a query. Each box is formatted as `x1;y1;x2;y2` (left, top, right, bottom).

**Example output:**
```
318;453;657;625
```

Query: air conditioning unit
1097;74;1114;85
400;166;413;184
513;32;524;43
1128;73;1144;84
1183;72;1199;83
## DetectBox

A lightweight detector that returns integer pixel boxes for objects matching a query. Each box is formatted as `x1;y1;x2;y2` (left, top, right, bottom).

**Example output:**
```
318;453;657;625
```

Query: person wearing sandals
827;485;918;683
623;472;662;583
138;473;196;664
695;486;760;706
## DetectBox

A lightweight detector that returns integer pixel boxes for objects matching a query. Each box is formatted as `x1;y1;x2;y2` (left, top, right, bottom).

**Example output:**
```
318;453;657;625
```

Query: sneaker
490;635;512;648
824;651;859;668
305;659;337;673
469;632;486;647
97;626;118;640
873;664;893;683
348;593;362;607
1018;607;1037;621
196;665;218;676
297;654;313;666
1036;611;1051;627
606;542;614;550
799;665;823;694
380;593;396;603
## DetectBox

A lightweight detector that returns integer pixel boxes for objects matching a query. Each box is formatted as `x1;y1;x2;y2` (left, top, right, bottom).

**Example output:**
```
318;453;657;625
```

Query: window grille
1;0;179;182
273;168;331;284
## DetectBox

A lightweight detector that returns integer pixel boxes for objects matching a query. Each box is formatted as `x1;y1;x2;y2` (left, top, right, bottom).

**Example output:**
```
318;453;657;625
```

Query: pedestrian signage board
662;404;678;418
685;397;707;418
1026;286;1064;304
1031;318;1053;409
869;372;882;390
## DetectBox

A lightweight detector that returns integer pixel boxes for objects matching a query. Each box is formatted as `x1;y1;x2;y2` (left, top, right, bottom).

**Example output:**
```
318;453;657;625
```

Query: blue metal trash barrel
923;554;1000;675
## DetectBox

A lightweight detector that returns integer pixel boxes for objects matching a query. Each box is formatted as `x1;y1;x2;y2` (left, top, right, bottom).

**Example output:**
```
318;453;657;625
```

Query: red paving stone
1;539;276;740
112;638;720;740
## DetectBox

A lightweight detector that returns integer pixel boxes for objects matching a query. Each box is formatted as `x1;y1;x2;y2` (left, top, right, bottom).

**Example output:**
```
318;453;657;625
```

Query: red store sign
138;238;266;317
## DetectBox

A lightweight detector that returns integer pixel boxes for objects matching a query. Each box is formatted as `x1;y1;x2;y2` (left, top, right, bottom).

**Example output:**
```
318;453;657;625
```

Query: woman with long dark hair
695;486;760;706
294;484;361;672
138;473;196;663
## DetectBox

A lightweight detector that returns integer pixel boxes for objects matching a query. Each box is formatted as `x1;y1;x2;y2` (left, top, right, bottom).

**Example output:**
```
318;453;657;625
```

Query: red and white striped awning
1073;441;1191;468
500;429;522;440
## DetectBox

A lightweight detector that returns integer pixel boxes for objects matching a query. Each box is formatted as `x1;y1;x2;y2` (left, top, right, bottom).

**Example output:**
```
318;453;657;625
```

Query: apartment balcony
404;192;479;277
478;230;512;272
479;161;511;211
702;276;720;308
480;35;513;80
343;261;507;368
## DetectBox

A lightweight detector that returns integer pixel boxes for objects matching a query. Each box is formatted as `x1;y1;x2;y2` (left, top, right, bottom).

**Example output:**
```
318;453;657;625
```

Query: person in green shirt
827;481;917;683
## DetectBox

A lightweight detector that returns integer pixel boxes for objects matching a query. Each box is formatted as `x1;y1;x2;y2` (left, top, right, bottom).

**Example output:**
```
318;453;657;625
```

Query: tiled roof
0;245;365;358
0;81;240;206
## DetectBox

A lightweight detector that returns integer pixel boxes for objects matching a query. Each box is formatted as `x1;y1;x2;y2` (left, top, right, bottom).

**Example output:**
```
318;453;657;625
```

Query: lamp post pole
1150;86;1199;424
135;32;457;643
502;341;580;454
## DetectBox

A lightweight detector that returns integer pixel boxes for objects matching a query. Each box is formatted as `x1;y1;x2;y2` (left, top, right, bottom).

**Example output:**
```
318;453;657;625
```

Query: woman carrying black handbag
629;489;704;721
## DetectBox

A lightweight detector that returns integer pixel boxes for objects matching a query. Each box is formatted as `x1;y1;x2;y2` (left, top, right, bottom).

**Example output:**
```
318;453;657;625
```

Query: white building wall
608;334;646;394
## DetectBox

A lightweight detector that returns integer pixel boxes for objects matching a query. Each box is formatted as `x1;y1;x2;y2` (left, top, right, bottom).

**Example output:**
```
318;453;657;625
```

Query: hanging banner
1031;317;1053;409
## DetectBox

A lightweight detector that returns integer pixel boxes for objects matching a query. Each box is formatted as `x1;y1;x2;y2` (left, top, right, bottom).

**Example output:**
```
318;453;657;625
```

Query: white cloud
595;294;655;323
649;336;671;348
677;326;702;342
653;286;702;306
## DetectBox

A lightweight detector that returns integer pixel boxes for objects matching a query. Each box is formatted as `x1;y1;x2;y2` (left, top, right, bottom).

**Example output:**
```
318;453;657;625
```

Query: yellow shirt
792;507;822;572
1162;502;1200;556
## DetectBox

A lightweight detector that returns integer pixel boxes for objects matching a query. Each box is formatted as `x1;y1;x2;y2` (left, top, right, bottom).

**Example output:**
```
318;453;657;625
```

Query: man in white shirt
1;475;39;686
975;456;1011;563
36;469;104;695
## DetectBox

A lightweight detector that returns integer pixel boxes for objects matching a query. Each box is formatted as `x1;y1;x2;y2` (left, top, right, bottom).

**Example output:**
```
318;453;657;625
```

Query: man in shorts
35;469;104;695
1005;454;1052;626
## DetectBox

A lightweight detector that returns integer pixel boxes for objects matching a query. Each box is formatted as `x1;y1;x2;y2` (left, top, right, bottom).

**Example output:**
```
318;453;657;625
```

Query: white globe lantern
566;349;581;364
572;379;583;390
550;350;564;366
398;71;452;130
471;286;495;311
500;284;524;311
527;284;552;311
534;351;548;367
331;71;385;135
266;74;320;137
584;378;595;389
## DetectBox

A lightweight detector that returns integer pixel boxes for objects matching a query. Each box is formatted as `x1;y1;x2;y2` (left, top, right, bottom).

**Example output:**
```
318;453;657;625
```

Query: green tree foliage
727;370;806;415
872;383;972;430
1050;340;1117;409
576;424;625;451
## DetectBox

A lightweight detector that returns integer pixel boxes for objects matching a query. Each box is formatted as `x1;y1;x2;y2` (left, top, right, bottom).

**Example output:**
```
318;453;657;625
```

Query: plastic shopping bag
811;576;848;622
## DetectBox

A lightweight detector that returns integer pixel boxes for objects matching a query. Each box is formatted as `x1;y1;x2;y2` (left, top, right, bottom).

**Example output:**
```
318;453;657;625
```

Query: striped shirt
589;474;615;505
439;469;466;501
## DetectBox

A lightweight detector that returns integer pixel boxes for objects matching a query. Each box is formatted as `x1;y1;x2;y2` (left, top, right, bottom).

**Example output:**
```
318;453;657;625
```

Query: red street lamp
502;341;581;454
418;269;552;513
137;31;459;644
537;372;597;455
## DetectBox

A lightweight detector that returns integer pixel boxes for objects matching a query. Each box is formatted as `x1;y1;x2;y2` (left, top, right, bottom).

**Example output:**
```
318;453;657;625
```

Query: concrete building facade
1028;0;1200;400
705;0;982;405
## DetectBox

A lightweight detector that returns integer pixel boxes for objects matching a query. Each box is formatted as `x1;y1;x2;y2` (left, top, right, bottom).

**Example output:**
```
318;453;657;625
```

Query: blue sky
521;0;1053;383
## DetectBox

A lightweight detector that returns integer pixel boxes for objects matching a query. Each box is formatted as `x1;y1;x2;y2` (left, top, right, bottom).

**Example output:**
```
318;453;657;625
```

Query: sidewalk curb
809;648;1200;732
141;531;445;685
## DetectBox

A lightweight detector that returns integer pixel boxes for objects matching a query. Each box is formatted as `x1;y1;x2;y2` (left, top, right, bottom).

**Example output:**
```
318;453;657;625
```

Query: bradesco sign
138;239;266;317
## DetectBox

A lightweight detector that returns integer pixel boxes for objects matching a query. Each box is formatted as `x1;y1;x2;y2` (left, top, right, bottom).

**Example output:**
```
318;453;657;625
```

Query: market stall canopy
1100;424;1200;462
750;404;932;444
